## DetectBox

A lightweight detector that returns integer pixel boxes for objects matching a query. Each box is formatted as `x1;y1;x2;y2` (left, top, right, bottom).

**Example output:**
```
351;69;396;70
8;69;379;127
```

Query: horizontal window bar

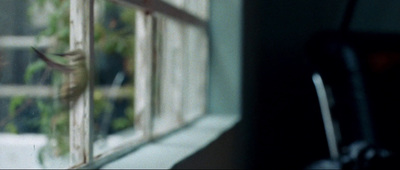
0;36;54;49
109;0;208;29
0;85;133;99
71;113;205;169
71;136;147;169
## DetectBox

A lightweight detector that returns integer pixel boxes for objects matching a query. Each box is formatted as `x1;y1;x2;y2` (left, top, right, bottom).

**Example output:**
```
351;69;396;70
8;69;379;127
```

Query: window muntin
0;0;209;169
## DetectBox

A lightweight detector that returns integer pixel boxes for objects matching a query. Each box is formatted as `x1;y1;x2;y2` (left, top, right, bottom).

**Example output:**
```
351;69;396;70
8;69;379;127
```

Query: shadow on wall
172;122;244;169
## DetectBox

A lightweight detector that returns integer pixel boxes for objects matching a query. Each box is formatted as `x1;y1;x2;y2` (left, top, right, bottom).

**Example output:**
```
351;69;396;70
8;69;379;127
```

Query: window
0;0;209;168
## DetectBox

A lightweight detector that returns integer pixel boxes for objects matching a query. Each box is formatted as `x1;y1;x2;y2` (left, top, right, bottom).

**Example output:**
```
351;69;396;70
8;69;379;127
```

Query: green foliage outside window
2;0;136;163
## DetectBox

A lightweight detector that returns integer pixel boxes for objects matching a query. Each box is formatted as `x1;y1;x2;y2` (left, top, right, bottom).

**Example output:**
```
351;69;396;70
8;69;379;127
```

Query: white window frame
68;0;209;168
0;0;208;168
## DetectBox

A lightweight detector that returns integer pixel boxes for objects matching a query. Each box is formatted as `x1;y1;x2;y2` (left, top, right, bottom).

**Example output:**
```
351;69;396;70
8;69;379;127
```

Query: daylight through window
0;0;209;168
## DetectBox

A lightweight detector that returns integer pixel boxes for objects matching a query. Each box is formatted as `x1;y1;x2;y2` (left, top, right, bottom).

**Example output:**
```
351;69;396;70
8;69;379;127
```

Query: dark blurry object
307;140;398;169
32;47;74;73
340;141;397;170
307;32;400;169
308;32;400;150
0;53;6;76
32;47;88;107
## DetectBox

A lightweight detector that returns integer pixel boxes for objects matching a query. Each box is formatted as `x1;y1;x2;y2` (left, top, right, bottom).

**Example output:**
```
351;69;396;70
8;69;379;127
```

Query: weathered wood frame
68;0;208;169
69;0;95;166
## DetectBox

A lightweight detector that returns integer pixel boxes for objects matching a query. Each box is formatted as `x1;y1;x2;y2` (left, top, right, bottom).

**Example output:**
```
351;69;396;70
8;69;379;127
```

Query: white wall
208;0;242;115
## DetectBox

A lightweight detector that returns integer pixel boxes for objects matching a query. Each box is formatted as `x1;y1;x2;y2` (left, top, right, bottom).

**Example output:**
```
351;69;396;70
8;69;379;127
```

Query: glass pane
0;0;70;168
152;16;183;136
150;1;210;136
182;24;209;122
92;0;139;156
152;11;209;135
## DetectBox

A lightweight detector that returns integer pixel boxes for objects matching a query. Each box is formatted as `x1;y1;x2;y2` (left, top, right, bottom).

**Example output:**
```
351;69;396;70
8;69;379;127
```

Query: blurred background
4;0;400;169
176;0;400;169
0;0;135;168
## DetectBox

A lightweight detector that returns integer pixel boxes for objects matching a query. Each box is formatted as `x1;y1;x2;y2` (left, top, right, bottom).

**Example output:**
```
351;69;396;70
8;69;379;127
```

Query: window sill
0;113;239;169
100;113;240;169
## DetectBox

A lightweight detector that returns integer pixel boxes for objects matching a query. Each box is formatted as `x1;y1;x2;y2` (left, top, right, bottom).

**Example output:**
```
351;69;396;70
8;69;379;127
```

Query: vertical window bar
69;0;95;166
135;11;154;140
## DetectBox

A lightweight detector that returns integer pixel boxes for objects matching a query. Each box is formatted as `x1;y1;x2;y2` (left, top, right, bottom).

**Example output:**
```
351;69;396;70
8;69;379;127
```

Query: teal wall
208;0;242;115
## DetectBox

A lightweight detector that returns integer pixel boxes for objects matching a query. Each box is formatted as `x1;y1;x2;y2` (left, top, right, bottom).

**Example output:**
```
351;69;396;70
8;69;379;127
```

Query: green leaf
123;35;135;57
37;0;46;7
42;14;59;36
104;36;118;54
111;118;130;131
24;60;46;83
94;23;107;42
51;71;63;86
37;100;51;134
57;27;69;42
124;106;134;122
116;41;126;54
37;100;48;113
5;123;18;134
8;96;25;118
120;9;136;25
